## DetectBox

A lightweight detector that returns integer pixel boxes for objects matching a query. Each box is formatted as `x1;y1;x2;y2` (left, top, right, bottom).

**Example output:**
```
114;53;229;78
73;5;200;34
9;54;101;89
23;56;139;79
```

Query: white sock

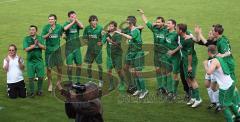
207;87;214;103
212;90;219;104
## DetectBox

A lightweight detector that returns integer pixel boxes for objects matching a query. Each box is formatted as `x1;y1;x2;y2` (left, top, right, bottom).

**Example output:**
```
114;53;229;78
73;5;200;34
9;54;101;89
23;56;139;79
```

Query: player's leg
45;51;53;92
190;60;201;108
96;52;103;87
27;62;36;97
211;82;221;112
85;50;94;81
74;49;82;82
17;80;26;98
180;59;190;100
36;62;45;96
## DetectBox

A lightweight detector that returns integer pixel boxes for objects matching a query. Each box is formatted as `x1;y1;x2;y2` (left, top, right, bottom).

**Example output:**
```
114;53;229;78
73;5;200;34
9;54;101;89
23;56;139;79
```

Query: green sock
37;78;43;92
29;78;34;93
138;77;146;92
156;73;162;89
76;67;81;82
166;75;173;93
108;75;114;89
162;75;167;89
98;65;103;81
135;77;141;91
194;88;200;100
230;104;240;117
124;69;133;86
87;65;92;80
173;80;179;94
223;107;234;122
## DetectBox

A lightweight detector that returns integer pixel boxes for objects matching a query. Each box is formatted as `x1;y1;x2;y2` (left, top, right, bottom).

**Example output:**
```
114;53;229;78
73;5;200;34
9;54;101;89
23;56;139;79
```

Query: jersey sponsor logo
156;34;164;39
89;34;98;39
70;29;78;34
49;34;58;38
166;38;172;43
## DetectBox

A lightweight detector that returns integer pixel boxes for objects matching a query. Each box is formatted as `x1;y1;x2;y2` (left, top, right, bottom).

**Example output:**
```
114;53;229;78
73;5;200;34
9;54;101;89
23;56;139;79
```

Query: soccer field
0;0;240;121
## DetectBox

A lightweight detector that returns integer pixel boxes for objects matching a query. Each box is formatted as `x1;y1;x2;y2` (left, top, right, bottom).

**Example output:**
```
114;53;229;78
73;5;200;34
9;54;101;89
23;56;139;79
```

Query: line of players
16;9;240;121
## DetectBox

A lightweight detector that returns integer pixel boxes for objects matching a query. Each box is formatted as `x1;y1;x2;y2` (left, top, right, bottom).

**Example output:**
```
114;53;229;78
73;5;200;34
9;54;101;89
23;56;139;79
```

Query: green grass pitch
0;0;240;121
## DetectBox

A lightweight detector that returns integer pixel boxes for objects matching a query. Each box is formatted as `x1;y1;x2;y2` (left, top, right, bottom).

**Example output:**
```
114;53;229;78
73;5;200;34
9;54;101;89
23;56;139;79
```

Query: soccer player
176;23;201;107
63;11;84;82
42;14;63;92
101;21;125;91
115;17;148;99
121;15;144;94
204;45;240;122
164;19;181;99
3;44;26;98
83;15;103;87
137;9;168;96
23;25;45;97
195;26;221;111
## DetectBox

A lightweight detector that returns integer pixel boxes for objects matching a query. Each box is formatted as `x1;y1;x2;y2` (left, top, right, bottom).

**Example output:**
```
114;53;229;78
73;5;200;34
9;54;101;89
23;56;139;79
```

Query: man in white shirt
3;44;26;99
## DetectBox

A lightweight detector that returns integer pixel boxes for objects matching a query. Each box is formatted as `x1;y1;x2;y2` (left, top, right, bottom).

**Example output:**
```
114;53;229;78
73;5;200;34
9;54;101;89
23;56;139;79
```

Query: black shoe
184;93;190;101
167;93;174;101
127;85;137;94
207;103;216;109
215;106;222;113
28;93;35;98
37;91;43;96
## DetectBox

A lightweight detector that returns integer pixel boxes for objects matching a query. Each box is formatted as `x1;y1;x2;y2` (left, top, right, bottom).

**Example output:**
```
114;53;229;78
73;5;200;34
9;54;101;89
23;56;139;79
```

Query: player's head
127;17;136;28
68;11;77;19
48;14;57;25
155;16;165;28
207;45;218;57
166;19;176;30
108;21;117;32
127;16;137;22
176;23;187;35
213;24;224;37
29;25;38;36
8;44;17;56
89;15;98;28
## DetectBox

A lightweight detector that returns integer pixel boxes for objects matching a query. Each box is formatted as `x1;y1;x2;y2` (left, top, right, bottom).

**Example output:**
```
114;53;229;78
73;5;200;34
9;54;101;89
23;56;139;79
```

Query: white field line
0;0;20;4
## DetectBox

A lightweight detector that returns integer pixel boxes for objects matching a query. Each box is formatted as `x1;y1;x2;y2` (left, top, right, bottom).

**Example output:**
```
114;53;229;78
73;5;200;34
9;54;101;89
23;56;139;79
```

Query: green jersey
146;21;168;52
63;21;81;50
83;25;103;53
102;32;123;55
164;30;179;50
180;35;197;59
42;24;63;52
23;35;45;63
128;28;143;52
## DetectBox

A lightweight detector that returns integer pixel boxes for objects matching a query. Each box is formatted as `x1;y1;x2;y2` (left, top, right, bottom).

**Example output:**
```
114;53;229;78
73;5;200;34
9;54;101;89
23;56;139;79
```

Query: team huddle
2;9;240;122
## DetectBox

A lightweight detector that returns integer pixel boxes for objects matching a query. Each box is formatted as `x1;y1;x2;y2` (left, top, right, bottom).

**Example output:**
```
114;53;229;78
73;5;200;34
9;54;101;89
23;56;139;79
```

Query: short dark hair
109;21;117;28
177;23;187;33
213;24;224;35
156;16;165;23
208;45;218;54
68;11;76;17
88;15;98;22
29;25;38;31
48;14;57;20
127;16;136;21
9;44;17;51
127;17;136;26
168;19;176;26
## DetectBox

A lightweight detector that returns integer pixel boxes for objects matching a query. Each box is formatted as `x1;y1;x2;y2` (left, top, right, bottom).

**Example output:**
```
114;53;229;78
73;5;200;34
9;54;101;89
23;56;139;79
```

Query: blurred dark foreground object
59;81;103;122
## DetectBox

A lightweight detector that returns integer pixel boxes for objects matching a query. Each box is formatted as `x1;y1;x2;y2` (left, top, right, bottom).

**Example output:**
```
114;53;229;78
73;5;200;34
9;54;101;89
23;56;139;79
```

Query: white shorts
205;73;217;83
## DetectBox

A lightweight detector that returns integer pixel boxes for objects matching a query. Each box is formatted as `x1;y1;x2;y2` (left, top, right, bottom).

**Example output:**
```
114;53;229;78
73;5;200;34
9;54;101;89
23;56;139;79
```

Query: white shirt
208;60;233;90
3;55;24;84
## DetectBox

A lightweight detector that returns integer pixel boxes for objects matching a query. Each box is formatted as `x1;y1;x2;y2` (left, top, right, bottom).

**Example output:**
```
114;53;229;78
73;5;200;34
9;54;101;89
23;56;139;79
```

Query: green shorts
45;48;63;68
66;48;82;65
167;54;180;74
107;53;123;70
182;57;198;79
84;49;102;64
154;51;170;72
27;61;45;78
219;84;235;107
127;51;144;71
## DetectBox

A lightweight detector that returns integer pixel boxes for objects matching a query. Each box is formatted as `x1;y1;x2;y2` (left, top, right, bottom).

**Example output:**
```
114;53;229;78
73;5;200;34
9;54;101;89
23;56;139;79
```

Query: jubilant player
23;25;45;97
63;11;84;82
115;17;148;99
101;21;125;91
83;15;103;87
42;14;63;92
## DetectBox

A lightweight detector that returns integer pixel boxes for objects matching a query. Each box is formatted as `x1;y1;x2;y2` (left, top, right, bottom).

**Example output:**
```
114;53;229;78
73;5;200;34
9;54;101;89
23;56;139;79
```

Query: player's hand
48;28;53;34
194;25;201;35
114;30;121;34
106;37;111;42
18;57;23;64
167;50;174;56
216;53;224;58
62;33;66;39
97;42;102;46
34;39;39;45
137;9;144;14
188;66;192;72
29;44;35;49
152;22;157;26
137;25;144;29
184;34;192;40
5;56;10;63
